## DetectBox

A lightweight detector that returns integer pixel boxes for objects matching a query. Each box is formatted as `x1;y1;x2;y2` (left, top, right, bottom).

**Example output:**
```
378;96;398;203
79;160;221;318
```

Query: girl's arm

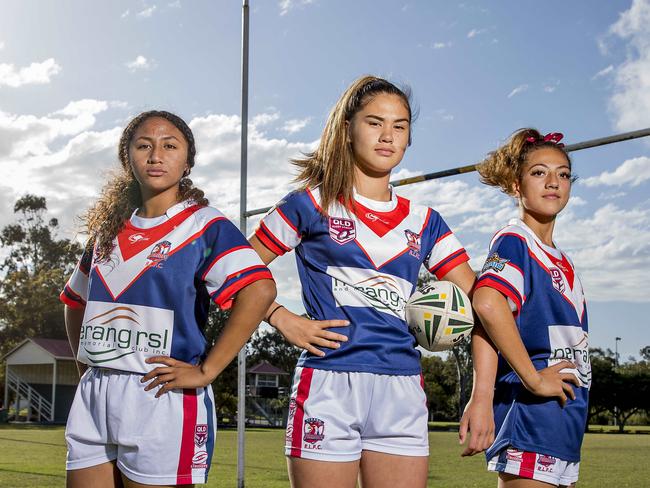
441;263;497;456
472;286;579;402
142;278;276;397
64;305;87;377
248;234;349;357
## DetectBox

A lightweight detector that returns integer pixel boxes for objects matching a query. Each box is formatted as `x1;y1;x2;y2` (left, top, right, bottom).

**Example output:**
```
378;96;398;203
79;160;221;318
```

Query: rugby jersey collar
130;200;196;229
352;186;410;237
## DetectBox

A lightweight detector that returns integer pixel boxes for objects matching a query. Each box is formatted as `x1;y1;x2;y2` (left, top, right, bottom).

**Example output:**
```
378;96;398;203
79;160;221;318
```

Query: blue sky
1;0;649;361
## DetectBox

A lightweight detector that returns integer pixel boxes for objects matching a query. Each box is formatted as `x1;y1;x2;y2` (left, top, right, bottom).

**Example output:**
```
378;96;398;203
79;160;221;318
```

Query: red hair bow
526;132;565;148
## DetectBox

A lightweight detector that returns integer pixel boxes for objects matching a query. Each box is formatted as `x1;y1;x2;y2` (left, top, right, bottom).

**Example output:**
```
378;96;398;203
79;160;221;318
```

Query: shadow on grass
0;436;64;447
0;467;65;479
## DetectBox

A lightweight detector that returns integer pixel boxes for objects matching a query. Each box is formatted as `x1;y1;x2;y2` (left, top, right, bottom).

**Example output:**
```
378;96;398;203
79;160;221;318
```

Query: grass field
0;425;648;487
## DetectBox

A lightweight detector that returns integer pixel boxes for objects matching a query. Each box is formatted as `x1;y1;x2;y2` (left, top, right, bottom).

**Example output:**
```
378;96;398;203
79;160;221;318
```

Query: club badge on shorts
329;217;356;245
303;417;325;449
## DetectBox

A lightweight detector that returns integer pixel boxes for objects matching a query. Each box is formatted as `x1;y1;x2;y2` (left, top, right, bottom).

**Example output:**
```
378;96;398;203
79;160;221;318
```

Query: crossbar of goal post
242;127;650;219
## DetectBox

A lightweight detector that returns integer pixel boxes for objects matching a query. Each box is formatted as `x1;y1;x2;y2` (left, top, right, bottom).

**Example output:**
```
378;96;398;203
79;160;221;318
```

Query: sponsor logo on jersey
506;448;523;463
328;217;356;245
365;212;389;224
548;326;591;388
549;267;565;293
78;301;174;373
482;252;509;273
128;233;149;244
194;424;208;447
147;240;172;268
191;450;209;469
303;417;325;448
404;229;421;259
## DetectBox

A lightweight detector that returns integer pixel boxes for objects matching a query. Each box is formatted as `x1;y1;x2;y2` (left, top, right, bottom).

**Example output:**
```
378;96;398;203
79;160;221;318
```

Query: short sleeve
475;234;527;313
254;190;314;256
423;210;470;279
60;247;93;309
198;217;273;310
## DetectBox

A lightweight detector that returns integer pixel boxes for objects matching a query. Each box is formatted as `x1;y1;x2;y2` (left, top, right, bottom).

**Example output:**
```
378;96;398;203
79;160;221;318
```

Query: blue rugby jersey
476;219;589;462
255;187;469;375
61;200;273;373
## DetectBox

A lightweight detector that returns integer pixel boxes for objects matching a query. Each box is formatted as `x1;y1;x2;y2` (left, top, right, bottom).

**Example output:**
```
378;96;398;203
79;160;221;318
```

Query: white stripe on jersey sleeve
262;208;301;250
67;265;90;302
203;247;267;293
425;232;465;270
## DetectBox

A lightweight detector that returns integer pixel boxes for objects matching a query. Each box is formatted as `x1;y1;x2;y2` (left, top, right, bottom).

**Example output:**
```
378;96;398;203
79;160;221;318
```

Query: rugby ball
406;281;474;352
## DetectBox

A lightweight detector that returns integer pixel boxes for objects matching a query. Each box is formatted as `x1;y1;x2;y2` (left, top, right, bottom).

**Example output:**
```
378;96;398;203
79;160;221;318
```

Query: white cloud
435;109;454;121
279;0;314;16
0;58;62;88
592;65;614;80
0;41;5;50
432;41;452;49
543;80;560;93
137;5;157;18
121;9;130;18
598;191;627;200
467;28;487;39
607;0;650;131
126;55;155;72
168;1;181;7
282;117;311;134
582;156;650;187
252;112;280;126
507;84;528;98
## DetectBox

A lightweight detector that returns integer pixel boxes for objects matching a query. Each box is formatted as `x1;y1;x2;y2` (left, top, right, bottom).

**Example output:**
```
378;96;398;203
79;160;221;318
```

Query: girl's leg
358;450;428;488
288;457;359;488
498;472;558;487
67;460;123;488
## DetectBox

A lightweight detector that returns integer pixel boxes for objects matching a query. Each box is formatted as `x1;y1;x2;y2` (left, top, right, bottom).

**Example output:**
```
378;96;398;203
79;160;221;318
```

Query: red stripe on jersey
256;222;291;255
305;188;323;212
435;230;452;244
475;276;523;314
176;389;198;484
118;205;204;261
201;245;250;281
290;367;314;458
276;208;300;237
518;451;536;478
60;285;86;309
213;269;274;310
350;195;410;237
432;250;469;279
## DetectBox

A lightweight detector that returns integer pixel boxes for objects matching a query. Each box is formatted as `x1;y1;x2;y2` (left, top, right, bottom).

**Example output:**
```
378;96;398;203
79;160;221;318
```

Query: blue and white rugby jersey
255;187;469;375
476;219;589;462
61;200;273;374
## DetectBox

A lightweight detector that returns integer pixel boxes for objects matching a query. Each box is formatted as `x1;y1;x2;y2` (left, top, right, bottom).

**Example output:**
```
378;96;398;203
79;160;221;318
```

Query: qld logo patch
194;424;208;447
303;417;325;446
482;252;509;273
328;217;356;245
549;267;565;293
147;240;171;268
404;229;421;258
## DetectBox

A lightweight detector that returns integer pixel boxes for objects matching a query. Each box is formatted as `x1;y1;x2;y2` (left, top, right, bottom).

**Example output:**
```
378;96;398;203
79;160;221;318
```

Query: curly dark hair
84;110;209;261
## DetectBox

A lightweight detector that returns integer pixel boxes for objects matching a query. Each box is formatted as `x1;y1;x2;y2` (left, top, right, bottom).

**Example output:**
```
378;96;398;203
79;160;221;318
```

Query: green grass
0;425;648;487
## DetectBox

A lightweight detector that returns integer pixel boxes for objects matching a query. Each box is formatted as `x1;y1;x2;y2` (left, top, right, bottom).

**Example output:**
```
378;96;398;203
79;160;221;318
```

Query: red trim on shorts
177;389;198;484
290;367;314;458
519;451;536;478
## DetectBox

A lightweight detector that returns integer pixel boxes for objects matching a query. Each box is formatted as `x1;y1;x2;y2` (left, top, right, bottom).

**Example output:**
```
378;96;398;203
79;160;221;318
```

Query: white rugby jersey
255;187;469;375
61;200;273;374
476;219;589;462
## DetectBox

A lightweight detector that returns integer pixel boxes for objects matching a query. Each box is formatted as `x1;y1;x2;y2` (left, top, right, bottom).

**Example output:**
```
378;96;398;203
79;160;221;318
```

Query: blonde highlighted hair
478;128;572;196
292;75;413;214
84;111;208;262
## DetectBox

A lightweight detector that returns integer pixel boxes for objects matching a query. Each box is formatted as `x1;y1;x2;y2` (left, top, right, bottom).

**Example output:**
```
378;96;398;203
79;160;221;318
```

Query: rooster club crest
328;217;356;245
404;229;421;258
303;417;325;444
147;240;171;268
537;454;556;467
549;268;565;293
194;424;208;447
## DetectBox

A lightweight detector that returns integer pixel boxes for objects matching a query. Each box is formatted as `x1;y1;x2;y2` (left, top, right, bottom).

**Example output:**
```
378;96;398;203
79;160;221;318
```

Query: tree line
1;195;648;430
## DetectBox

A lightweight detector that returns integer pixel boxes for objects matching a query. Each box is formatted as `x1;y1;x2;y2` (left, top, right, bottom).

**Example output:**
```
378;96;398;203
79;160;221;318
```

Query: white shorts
66;367;217;485
285;367;429;461
488;447;580;486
